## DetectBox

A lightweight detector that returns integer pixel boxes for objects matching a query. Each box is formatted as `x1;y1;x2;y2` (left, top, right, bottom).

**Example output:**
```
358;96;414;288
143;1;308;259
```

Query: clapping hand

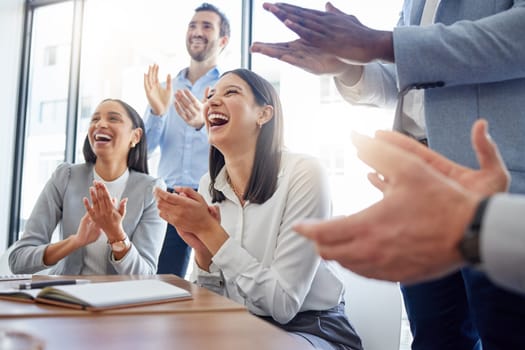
83;181;127;242
260;2;393;64
175;89;205;129
154;187;224;271
144;64;172;116
251;38;350;76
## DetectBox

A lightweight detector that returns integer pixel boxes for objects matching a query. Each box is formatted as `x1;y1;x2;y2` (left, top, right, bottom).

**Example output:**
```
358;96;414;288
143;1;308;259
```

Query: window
15;1;406;244
18;2;73;236
43;45;57;66
75;0;242;170
251;0;401;216
38;99;67;128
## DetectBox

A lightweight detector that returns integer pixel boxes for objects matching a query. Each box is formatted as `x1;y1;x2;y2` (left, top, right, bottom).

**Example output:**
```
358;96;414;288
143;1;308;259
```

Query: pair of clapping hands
77;181;127;248
144;64;205;129
154;187;224;271
295;120;508;284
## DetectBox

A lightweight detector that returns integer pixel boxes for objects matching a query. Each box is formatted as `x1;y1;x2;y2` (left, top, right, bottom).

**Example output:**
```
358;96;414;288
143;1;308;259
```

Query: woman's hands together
154;187;227;271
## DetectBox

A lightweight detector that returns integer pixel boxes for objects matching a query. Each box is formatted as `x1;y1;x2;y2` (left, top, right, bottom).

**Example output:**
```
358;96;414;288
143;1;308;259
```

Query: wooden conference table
0;274;312;350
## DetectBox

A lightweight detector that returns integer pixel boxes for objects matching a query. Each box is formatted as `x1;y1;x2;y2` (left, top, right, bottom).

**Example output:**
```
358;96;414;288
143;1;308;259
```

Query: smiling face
186;10;227;63
87;100;142;165
204;73;273;154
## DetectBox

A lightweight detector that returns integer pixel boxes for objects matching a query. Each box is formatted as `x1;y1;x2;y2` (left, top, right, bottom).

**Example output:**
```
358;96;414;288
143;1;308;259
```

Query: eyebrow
189;20;214;26
92;111;123;117
221;84;243;90
209;84;243;94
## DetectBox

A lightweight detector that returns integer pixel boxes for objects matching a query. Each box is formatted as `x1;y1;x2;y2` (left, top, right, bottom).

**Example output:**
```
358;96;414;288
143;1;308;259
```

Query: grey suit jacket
335;0;525;289
9;163;167;275
338;0;525;190
394;0;525;193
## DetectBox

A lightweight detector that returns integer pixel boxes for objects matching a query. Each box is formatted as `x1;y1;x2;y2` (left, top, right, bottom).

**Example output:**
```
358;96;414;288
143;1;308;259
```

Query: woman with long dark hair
155;69;362;349
10;99;166;275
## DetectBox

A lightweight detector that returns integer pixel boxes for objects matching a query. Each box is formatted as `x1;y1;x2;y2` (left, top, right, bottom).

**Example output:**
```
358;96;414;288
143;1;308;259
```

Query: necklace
226;174;244;202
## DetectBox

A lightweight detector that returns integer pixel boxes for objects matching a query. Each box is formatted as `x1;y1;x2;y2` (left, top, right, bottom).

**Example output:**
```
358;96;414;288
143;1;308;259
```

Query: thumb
118;198;128;217
325;2;345;14
208;205;221;222
175;186;205;204
472;119;505;171
367;172;387;193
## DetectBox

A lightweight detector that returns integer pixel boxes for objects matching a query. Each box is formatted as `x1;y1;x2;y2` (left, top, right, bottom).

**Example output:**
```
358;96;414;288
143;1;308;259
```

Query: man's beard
188;37;208;62
187;36;218;62
189;49;208;62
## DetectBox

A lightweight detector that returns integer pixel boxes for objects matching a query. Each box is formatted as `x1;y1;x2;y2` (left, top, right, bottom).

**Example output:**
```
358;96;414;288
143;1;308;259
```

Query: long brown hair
209;69;284;204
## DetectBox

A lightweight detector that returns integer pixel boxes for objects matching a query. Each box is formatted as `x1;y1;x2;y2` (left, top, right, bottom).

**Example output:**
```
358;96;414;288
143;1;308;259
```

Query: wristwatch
108;236;131;252
458;197;490;265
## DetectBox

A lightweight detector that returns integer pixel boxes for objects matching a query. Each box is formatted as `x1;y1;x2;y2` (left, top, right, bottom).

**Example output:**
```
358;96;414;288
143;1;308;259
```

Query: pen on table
18;279;91;290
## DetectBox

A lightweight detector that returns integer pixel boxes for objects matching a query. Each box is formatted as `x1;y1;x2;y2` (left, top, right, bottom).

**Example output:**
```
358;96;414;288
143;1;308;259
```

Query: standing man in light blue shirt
143;3;230;277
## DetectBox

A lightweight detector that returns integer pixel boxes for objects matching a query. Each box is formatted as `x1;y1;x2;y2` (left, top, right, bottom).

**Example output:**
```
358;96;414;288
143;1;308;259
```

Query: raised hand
174;89;205;129
144;64;172;116
293;120;505;283
295;133;481;283
251;39;350;76
369;119;509;196
261;2;393;64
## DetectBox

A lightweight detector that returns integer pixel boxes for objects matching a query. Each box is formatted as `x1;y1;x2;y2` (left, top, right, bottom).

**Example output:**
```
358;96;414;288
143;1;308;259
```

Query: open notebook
0;279;191;311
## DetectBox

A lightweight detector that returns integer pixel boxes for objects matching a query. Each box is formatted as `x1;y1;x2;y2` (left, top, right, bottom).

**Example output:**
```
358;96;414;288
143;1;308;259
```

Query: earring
130;142;136;148
257;122;262;129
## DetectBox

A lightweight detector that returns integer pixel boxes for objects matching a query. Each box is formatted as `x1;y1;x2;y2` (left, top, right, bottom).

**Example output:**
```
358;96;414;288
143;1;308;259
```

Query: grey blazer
334;0;525;291
339;0;525;192
9;163;167;275
394;0;525;193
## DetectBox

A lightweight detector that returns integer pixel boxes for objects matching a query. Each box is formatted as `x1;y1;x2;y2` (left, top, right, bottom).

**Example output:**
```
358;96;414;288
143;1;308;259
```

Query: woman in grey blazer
9;99;166;275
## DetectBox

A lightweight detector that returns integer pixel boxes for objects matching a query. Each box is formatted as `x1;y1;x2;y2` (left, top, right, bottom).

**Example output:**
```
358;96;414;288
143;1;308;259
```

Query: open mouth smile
208;113;229;127
93;132;113;144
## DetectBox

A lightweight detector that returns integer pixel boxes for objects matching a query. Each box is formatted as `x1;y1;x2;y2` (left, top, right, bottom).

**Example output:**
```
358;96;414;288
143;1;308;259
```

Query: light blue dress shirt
144;66;221;188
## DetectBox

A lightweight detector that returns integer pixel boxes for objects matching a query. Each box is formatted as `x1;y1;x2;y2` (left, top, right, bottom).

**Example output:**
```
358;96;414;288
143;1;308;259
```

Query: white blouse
193;152;343;324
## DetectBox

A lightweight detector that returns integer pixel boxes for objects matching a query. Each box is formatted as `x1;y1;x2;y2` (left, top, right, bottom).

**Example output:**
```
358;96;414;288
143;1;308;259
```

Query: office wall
0;0;24;252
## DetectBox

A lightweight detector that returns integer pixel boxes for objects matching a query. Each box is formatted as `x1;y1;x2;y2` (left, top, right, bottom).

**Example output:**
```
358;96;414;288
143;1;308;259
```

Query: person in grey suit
296;119;525;295
9;99;166;275
251;1;525;349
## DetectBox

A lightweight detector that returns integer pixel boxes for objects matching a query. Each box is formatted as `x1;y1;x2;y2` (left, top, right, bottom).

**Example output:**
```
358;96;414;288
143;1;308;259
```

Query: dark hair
83;98;149;174
195;3;230;38
209;69;284;204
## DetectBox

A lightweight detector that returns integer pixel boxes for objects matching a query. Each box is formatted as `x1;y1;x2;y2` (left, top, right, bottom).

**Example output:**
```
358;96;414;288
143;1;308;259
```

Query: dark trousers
258;302;363;350
402;268;525;349
156;188;192;278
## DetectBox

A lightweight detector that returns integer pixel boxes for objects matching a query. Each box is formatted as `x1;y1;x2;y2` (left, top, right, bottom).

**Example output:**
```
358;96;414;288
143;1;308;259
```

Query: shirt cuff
482;194;525;293
145;111;165;127
333;69;366;102
212;237;254;281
